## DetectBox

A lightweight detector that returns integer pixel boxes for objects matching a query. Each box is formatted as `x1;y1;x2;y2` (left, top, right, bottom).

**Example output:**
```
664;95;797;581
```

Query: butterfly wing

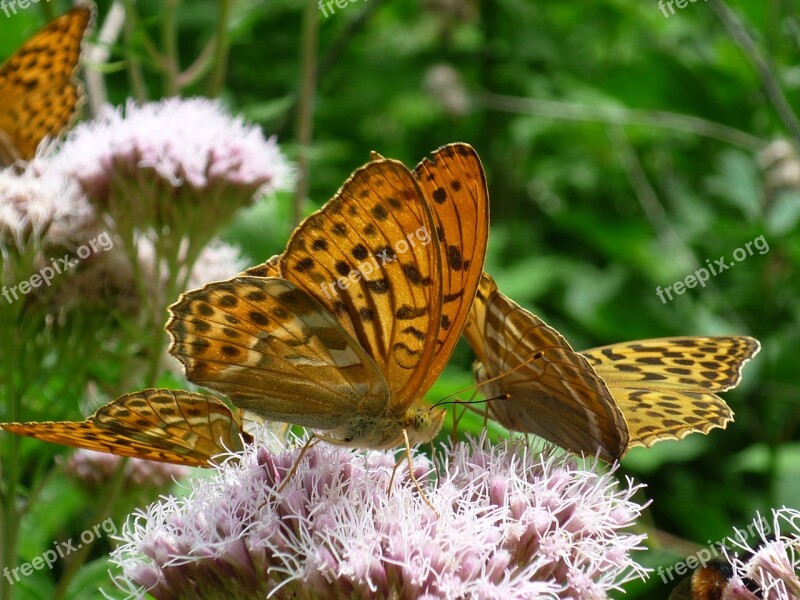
0;8;92;164
465;273;629;461
582;337;760;447
240;255;282;277
463;270;498;368
167;276;390;432
411;143;490;397
277;157;443;406
0;389;244;467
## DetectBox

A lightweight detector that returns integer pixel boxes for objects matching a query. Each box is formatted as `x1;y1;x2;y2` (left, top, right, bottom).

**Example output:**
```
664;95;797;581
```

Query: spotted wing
0;389;245;467
0;8;92;165
411;143;490;396
277;158;443;406
583;337;760;448
465;273;629;461
167;276;390;430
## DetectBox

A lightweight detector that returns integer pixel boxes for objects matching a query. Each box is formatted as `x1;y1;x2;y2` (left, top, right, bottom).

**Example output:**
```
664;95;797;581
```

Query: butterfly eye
414;411;431;431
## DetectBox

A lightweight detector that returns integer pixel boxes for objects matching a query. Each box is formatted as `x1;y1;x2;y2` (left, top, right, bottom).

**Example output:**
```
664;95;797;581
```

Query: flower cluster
52;97;291;206
110;436;649;599
0;160;94;255
722;507;800;599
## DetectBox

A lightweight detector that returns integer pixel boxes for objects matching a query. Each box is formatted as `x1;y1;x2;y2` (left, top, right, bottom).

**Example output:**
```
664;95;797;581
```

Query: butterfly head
405;405;446;446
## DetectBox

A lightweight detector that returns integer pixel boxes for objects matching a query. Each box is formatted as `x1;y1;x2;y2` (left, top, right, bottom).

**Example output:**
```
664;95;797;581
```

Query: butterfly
0;389;248;468
0;7;92;166
167;144;489;457
464;272;760;461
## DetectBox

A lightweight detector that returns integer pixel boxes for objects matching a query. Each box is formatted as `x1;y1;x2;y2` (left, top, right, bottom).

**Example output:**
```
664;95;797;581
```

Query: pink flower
49;98;291;262
0;160;93;254
722;507;800;599
110;436;648;599
52;97;290;205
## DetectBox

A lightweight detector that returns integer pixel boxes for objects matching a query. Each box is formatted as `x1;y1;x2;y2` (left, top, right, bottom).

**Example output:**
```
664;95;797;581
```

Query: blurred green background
1;0;798;598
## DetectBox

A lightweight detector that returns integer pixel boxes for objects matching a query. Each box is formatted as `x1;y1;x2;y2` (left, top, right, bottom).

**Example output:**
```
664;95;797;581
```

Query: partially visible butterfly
0;389;248;468
167;144;489;455
464;272;760;461
668;556;734;600
668;540;768;600
0;7;92;166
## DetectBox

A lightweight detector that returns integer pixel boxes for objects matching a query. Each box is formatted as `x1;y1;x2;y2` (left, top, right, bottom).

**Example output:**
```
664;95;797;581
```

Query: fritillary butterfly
167;143;489;451
464;272;760;461
0;7;92;166
0;389;248;468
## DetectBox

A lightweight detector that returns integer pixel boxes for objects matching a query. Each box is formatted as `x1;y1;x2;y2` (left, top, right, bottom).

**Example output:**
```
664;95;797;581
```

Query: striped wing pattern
465;273;628;461
0;389;246;468
465;273;760;459
583;337;760;448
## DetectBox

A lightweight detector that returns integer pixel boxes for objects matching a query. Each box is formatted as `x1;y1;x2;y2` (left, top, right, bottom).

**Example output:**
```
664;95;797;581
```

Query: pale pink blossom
722;507;800;599
110;436;649;599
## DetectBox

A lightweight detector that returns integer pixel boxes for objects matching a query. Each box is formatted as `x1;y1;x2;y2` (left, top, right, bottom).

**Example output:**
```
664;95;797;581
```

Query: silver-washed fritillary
167;143;489;452
464;272;760;461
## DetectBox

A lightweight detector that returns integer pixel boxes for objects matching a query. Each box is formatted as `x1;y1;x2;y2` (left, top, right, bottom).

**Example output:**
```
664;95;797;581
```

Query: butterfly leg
275;433;320;494
387;428;438;516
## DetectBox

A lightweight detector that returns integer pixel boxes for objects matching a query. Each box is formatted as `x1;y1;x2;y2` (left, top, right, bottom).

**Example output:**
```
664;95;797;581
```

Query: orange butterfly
167;144;489;461
0;7;92;166
464;272;760;461
0;389;248;468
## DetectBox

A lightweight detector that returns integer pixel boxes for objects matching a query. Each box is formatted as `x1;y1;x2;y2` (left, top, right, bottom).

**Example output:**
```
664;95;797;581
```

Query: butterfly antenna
432;350;544;408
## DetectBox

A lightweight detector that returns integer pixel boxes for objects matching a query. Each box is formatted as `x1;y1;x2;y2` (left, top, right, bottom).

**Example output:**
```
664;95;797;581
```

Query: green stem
120;0;150;101
207;0;233;97
294;0;321;225
161;0;181;96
